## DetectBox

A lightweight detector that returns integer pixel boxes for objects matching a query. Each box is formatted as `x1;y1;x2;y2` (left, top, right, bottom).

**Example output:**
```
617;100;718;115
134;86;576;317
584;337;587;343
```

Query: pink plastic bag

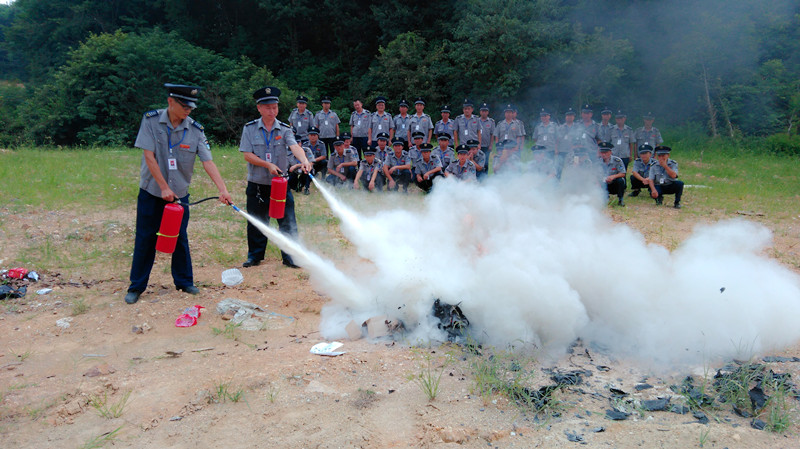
175;305;205;327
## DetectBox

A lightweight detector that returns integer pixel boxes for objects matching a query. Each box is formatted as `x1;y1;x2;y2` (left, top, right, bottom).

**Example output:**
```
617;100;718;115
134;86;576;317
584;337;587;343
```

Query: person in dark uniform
124;84;233;304
649;145;683;208
239;86;312;269
597;141;626;206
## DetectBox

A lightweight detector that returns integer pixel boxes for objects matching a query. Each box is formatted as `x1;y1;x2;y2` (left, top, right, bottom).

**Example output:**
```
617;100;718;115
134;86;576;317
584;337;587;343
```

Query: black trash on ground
641;397;671;411
605;409;630;420
751;418;766;430
564;430;584;442
0;285;26;299
431;299;469;341
693;410;709;424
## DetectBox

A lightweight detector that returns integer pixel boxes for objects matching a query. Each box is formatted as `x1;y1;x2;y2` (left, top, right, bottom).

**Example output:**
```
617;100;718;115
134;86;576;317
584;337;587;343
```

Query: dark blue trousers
129;189;192;292
245;181;297;263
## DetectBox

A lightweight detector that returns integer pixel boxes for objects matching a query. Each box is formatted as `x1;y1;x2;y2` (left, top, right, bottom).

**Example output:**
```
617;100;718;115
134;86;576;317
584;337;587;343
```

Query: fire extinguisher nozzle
230;204;241;212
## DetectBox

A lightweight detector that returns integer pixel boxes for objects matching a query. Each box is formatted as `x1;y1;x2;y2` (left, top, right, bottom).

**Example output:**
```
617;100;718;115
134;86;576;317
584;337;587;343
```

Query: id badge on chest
416;124;420;130
617;139;622;145
168;158;178;171
265;152;272;163
464;129;468;136
542;135;547;141
357;120;362;126
378;124;383;131
325;120;329;126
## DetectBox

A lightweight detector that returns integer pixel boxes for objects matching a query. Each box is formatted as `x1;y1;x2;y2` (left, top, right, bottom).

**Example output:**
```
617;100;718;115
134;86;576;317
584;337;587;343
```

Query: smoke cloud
272;175;800;365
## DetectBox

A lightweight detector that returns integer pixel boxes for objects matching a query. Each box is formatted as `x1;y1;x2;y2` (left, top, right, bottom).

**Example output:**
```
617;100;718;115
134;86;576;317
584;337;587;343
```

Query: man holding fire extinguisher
124;83;233;305
240;86;313;269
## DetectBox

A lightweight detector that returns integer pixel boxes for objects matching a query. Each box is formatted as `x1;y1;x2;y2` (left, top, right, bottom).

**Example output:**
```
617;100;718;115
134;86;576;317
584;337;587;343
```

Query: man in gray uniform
383;138;412;192
393;99;413;145
597;141;626;206
556;108;581;177
354;146;384;192
124;83;233;304
326;136;358;186
649;145;683;208
445;145;477;181
288;95;313;144
434;105;456;140
239;86;312;269
634;112;664;157
478;102;495;167
414;143;443;193
306;126;327;180
466;139;486;180
368;96;395;146
610;110;636;168
314;95;340;157
349;99;371;158
597;107;613;144
630;144;656;197
494;104;524;151
409;97;434;143
578;104;599;151
532;108;558;157
407;131;425;162
434;133;455;169
528;146;556;180
453;99;481;147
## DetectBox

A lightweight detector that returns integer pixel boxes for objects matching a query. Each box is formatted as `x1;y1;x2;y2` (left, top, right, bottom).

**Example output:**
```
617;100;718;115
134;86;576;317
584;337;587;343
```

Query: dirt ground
1;193;799;449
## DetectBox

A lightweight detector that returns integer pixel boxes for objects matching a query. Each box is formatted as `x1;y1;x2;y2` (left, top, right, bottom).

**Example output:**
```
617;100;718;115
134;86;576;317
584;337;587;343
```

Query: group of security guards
287;96;683;206
123;84;684;305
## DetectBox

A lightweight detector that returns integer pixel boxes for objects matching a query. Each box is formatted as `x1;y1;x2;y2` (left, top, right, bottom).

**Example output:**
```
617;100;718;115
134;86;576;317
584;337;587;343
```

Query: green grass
407;348;452;401
80;425;123;449
89;390;132;419
211;380;245;404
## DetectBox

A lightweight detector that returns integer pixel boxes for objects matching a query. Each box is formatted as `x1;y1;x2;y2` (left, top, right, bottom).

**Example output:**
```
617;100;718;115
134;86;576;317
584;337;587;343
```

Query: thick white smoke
279;174;800;363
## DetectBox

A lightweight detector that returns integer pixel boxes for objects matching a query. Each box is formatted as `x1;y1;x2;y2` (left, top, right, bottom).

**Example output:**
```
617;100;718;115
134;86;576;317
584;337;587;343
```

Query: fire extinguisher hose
175;196;219;206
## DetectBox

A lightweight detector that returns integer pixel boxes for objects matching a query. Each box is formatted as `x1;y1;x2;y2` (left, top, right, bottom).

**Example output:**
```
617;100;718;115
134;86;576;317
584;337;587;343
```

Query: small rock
439;427;471;444
750;419;766;430
56;317;73;329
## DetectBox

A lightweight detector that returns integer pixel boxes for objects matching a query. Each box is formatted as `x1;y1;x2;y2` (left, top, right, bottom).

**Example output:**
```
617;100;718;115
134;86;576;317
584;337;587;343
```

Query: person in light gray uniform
466;139;486;180
407;131;426;162
349;99;371;158
433;133;455;170
477;102;495;167
634;112;664;157
368;96;395;146
413;143;443;193
610;109;636;169
393;99;413;145
527;145;556;180
354;146;384;192
578;104;599;151
649;145;683;208
408;97;434;143
444;145;477;181
434;105;456;140
383;138;413;192
326;137;358;186
629;144;656;197
314;95;340;157
532;108;558;157
453;98;482;146
597;141;626;206
288;95;313;144
597;107;613;144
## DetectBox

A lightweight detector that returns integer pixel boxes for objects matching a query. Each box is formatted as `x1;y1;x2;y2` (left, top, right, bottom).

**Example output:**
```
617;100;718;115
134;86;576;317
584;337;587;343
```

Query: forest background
0;0;799;150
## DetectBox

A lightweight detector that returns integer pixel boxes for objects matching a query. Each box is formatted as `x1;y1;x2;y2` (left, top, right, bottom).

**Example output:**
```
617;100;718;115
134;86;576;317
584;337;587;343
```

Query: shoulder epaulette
279;120;291;128
192;120;204;131
144;110;159;118
246;119;259;126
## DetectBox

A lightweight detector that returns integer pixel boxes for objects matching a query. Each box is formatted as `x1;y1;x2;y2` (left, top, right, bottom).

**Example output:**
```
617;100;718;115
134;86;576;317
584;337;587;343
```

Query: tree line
1;0;799;147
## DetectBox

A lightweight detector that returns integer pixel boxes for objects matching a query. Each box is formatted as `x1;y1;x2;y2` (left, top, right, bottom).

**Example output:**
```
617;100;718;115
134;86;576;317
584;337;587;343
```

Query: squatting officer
239;86;312;269
124;83;232;304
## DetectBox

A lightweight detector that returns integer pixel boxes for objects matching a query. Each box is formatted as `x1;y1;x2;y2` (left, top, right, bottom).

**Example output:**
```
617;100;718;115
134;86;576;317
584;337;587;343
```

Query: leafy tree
20;30;296;145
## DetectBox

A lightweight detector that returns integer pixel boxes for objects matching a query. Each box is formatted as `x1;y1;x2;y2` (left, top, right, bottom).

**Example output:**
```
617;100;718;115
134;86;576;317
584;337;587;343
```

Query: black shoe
177;285;200;295
124;291;141;304
618;198;625;207
630;190;640;197
674;203;681;209
242;258;261;268
303;187;310;195
655;197;663;206
282;258;300;269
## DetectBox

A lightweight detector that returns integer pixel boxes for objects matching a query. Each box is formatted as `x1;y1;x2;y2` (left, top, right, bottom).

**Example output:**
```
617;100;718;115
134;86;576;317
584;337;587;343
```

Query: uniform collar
259;117;281;132
160;109;190;130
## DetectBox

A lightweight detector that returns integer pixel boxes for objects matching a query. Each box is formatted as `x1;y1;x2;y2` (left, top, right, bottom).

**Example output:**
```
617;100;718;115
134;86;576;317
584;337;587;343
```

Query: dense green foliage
0;0;799;146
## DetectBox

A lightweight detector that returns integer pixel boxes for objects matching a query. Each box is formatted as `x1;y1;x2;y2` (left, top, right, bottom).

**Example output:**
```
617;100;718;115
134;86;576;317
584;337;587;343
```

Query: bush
764;133;800;156
19;29;296;146
0;81;29;146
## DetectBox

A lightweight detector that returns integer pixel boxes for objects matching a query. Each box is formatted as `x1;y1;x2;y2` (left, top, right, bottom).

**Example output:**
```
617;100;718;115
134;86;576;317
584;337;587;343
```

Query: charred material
432;299;470;341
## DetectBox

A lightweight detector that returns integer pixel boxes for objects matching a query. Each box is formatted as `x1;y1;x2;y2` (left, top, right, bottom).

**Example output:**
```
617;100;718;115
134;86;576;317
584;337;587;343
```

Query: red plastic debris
6;268;29;279
175;305;205;327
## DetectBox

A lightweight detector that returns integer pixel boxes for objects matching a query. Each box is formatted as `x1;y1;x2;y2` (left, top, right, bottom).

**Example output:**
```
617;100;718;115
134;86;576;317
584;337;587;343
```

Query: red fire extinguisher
269;176;288;219
156;203;185;253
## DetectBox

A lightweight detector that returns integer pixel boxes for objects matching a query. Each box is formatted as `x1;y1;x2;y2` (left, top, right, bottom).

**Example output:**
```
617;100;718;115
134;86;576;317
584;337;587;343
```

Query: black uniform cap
437;133;451;141
419;143;433;151
364;147;377;155
308;126;320;135
616;110;626;118
601;107;613;114
479;102;490;111
565;107;576;116
296;95;309;103
399;99;409;107
455;144;469;154
376;132;390;141
441;105;451;113
540;108;550;116
320;95;331;103
654;145;671;155
462;98;474;107
598;141;614;151
638;144;653;154
503;104;514;112
253;86;281;105
414;96;426;105
165;83;201;108
375;96;387;105
581;104;592;113
341;132;352;139
391;138;405;146
466;139;480;147
333;136;345;145
411;131;425;139
644;112;655;120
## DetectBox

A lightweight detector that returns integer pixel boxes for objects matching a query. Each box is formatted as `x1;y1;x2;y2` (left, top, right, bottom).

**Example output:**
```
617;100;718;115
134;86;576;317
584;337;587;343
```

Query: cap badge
191;89;198;95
